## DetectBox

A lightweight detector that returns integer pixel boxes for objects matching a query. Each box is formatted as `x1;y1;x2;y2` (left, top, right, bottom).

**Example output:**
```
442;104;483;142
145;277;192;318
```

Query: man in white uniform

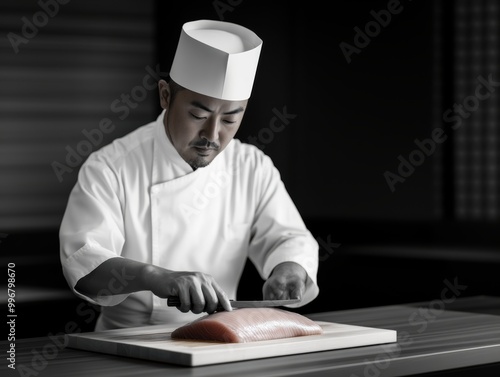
59;20;319;331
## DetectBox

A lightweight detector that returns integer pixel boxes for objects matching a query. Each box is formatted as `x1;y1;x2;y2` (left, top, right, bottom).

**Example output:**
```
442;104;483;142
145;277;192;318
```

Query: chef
59;19;319;331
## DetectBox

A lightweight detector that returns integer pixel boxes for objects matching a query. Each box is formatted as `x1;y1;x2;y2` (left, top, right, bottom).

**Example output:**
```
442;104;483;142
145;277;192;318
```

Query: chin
189;156;211;170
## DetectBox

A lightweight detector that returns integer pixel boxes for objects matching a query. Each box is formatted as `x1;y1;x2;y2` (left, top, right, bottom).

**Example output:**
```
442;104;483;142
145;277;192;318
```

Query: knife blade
167;297;300;310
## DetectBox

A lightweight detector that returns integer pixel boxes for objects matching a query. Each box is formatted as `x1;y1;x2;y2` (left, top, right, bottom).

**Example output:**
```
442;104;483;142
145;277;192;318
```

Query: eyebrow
190;101;245;115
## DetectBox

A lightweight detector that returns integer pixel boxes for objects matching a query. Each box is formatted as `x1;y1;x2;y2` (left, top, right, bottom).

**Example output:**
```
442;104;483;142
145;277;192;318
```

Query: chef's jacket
59;110;319;331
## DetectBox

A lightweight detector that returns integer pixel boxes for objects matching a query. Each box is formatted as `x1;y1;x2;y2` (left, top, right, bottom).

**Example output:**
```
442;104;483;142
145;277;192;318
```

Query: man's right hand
144;265;232;314
75;257;232;315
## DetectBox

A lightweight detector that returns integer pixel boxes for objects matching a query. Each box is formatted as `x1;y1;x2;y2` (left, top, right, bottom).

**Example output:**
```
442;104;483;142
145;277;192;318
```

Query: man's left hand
262;262;307;301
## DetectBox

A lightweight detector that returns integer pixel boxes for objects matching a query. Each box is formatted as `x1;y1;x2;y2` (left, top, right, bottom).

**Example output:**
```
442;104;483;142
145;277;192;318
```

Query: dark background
0;0;499;339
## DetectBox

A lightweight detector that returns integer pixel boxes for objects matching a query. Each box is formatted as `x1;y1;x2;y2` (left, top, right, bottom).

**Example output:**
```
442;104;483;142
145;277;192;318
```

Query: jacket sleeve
59;158;129;306
247;152;319;308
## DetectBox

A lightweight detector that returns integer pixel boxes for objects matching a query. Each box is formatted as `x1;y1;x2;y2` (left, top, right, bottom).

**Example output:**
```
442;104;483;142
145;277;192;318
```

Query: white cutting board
66;321;397;367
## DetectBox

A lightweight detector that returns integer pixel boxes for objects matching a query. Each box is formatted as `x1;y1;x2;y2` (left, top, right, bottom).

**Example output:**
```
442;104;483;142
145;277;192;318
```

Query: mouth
193;146;215;157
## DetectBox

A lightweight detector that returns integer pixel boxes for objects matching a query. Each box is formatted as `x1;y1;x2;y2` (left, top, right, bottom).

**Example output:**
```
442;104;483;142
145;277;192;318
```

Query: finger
201;284;219;313
263;285;285;300
177;287;191;313
262;281;276;300
212;281;231;312
189;285;206;314
289;286;304;301
264;276;290;300
278;290;289;300
286;278;305;300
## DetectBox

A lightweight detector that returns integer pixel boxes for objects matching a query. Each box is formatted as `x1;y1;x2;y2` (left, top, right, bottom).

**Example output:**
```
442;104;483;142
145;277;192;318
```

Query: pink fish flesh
171;308;323;343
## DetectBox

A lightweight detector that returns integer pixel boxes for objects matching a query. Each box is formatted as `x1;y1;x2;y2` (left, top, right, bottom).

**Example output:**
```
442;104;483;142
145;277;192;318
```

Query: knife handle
167;296;226;311
167;297;181;307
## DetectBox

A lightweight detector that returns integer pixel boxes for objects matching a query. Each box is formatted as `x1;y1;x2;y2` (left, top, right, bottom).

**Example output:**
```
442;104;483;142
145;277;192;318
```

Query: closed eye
189;112;206;120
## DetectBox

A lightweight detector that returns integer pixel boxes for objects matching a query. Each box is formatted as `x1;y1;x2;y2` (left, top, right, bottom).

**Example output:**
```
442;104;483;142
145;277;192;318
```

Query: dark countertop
2;295;500;377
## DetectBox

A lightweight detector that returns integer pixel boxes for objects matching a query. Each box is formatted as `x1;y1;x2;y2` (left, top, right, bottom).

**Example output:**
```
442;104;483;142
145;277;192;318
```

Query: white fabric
59;111;319;330
189;30;245;53
170;20;262;100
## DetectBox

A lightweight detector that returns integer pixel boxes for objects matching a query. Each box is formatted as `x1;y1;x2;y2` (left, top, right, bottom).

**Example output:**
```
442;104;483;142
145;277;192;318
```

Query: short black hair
166;75;185;105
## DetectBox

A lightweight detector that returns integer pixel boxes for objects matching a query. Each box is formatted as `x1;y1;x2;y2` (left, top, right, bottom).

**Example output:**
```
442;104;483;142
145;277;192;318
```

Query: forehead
175;87;248;112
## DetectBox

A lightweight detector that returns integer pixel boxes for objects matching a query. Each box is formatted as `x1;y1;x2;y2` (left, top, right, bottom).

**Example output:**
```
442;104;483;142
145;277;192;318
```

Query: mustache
191;140;220;150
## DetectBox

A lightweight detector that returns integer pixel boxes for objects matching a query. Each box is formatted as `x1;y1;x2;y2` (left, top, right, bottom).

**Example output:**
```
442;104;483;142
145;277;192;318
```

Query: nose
200;117;219;143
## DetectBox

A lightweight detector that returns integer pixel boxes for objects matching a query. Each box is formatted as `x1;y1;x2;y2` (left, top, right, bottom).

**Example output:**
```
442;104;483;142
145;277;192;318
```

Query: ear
158;79;170;109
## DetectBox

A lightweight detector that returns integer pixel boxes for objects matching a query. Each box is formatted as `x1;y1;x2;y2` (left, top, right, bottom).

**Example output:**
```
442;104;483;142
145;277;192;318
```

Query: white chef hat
169;20;263;101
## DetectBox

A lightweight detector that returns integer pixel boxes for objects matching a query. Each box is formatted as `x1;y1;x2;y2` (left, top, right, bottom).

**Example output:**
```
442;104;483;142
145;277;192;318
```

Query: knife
167;297;300;311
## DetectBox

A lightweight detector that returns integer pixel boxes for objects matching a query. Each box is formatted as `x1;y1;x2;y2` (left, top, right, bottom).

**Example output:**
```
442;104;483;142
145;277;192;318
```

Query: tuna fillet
171;308;323;343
